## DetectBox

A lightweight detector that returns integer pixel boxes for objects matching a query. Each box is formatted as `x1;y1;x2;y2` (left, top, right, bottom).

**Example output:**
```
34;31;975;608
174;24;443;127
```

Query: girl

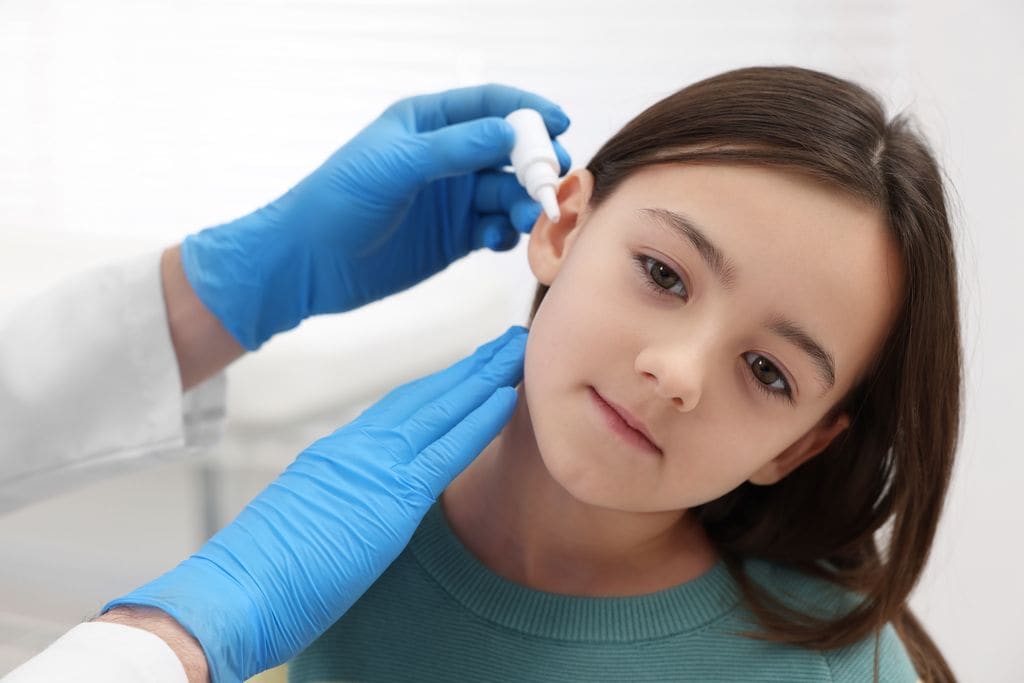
288;66;961;682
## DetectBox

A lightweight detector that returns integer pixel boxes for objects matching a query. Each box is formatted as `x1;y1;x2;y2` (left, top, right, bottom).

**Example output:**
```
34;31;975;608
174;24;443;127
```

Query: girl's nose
634;343;708;412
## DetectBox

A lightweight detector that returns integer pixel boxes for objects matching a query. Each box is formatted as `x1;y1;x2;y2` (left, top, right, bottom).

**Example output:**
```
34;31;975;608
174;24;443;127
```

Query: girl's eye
633;255;688;299
743;352;795;404
632;253;795;405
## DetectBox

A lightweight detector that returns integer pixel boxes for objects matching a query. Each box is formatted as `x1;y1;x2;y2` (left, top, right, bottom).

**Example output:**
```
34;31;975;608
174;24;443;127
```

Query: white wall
1;0;1020;679
902;0;1024;675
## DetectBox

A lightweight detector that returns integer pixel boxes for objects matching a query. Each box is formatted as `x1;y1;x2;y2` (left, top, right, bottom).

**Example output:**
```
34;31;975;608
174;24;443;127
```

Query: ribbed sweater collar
409;502;744;642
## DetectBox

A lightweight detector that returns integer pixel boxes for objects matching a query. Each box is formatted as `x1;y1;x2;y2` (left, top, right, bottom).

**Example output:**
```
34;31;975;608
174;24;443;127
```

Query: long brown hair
529;67;961;681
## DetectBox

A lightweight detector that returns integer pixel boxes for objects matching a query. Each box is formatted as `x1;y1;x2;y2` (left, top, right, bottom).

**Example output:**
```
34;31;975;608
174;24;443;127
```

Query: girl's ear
527;169;594;285
748;412;851;486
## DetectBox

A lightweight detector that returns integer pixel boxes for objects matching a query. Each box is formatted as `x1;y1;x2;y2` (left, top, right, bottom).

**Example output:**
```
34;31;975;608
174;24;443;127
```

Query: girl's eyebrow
638;207;836;393
641;208;739;293
762;313;836;392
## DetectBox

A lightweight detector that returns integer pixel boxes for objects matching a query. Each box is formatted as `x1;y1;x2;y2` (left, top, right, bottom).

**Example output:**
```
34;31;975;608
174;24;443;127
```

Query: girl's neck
441;384;720;597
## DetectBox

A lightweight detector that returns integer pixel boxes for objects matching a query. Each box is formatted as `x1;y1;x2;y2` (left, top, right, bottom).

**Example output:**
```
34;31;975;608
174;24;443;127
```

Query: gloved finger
470;138;570;177
473;171;531;216
472;214;520;251
416;117;515;182
405;386;519;500
492;228;523;252
417;83;570;136
394;331;526;454
510;201;542;234
359;326;527;425
474;214;524;252
472;173;546;233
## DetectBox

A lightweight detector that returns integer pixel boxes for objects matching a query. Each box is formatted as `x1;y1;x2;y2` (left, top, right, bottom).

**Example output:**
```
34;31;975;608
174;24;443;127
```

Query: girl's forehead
608;163;868;222
598;165;896;276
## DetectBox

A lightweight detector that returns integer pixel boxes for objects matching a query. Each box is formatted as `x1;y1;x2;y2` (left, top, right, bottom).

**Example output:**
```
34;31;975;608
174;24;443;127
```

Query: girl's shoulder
821;622;918;682
741;559;919;683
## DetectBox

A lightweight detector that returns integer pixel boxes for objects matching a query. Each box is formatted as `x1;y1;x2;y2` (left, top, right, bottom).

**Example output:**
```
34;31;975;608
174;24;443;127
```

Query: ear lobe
748;412;851;486
527;169;594;285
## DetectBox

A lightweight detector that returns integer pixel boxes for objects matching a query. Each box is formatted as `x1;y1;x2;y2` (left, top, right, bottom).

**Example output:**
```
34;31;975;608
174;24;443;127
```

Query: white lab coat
2;252;224;682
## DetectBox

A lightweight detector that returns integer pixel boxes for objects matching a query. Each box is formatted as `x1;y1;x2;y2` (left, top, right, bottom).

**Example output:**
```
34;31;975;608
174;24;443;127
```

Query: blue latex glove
105;326;527;683
181;85;571;350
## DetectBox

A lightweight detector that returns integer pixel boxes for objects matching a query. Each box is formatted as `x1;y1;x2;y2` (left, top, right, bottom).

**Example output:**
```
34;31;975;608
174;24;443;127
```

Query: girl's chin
534;446;644;511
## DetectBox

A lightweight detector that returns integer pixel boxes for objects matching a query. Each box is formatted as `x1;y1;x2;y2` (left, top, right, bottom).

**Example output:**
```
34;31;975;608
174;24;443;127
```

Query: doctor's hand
104;326;526;683
180;84;570;350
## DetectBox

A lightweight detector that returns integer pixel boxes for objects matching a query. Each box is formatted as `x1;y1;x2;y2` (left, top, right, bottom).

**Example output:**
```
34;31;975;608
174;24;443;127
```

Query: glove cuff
103;559;263;683
180;215;310;351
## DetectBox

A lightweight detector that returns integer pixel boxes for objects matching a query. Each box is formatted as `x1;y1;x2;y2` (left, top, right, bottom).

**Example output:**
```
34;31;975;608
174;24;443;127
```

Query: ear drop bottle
505;108;561;222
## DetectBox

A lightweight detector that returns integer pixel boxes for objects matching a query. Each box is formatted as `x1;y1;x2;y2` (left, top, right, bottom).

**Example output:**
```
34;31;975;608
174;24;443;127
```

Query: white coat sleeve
2;622;187;683
0;251;226;513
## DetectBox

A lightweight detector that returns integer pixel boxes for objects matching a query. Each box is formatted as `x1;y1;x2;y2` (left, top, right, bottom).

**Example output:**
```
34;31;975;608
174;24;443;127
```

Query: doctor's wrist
96;605;210;683
161;245;245;391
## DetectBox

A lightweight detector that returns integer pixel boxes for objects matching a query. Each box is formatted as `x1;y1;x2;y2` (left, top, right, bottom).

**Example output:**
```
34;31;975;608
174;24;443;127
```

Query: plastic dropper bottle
505;108;561;222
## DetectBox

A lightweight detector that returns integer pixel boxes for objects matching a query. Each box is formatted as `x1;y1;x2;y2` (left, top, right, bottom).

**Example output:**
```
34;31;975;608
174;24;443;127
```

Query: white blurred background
1;0;1021;680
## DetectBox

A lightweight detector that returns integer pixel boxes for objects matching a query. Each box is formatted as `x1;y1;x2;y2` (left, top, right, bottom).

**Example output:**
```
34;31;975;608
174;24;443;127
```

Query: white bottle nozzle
505;108;561;222
535;185;560;223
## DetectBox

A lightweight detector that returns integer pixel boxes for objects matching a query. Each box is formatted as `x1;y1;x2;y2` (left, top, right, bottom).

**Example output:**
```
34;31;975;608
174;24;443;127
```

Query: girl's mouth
588;387;663;456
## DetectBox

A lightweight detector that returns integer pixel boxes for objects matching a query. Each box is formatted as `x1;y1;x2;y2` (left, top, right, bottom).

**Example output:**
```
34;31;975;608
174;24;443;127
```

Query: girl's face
524;163;904;512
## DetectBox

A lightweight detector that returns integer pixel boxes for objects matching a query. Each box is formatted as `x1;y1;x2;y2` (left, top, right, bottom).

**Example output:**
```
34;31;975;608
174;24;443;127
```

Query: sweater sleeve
824;623;919;682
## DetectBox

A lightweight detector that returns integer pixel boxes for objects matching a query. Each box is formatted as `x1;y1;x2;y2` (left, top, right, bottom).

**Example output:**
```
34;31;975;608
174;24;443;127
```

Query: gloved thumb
416;117;515;182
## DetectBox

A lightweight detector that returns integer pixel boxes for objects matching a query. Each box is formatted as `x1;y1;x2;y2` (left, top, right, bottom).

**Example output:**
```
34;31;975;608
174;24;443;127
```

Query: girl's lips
589;387;663;456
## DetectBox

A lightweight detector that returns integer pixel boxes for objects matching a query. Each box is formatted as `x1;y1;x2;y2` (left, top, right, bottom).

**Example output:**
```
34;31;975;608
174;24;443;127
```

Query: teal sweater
289;503;917;682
